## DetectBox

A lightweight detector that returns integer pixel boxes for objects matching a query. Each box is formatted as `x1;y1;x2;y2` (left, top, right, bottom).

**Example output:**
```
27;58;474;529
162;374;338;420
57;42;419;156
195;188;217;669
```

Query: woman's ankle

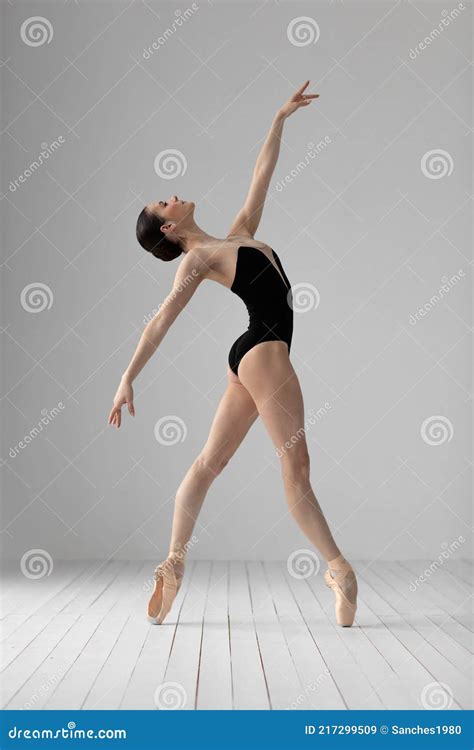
327;552;347;569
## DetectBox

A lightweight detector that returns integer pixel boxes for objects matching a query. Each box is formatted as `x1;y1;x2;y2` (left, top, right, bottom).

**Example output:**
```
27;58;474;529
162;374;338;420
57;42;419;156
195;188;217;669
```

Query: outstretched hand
108;376;135;429
278;80;319;119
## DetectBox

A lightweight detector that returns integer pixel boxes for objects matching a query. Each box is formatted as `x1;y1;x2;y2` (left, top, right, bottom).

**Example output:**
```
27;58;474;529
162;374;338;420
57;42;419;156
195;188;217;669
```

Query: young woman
108;81;358;628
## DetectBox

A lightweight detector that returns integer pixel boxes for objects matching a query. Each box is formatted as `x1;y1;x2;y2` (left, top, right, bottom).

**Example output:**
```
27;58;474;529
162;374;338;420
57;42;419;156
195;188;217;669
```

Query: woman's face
149;195;195;224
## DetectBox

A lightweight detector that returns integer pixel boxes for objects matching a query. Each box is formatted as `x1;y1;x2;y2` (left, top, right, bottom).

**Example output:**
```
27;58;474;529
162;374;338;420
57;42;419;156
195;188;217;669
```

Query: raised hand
278;80;319;119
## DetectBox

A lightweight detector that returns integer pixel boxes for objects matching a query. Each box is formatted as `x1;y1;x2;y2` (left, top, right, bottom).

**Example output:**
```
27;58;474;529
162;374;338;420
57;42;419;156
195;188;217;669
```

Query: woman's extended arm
227;80;318;239
108;253;205;428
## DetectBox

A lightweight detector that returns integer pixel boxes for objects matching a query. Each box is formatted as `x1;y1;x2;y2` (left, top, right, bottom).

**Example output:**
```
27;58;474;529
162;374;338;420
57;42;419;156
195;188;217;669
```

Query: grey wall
1;0;472;564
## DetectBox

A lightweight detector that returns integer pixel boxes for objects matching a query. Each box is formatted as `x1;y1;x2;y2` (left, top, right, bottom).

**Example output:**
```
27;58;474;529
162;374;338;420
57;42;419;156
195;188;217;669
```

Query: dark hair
136;206;184;262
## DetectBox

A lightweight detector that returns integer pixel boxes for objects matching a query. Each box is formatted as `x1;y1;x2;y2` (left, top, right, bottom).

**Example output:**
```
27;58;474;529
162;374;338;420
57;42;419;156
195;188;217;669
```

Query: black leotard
228;246;293;376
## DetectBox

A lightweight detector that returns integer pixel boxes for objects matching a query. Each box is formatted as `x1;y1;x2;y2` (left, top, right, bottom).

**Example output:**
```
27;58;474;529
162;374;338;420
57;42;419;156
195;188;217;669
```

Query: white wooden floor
1;560;472;710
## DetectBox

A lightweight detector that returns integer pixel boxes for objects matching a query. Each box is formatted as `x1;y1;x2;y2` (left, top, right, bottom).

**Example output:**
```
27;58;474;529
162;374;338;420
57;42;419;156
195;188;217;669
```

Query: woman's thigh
200;372;258;468
236;342;307;457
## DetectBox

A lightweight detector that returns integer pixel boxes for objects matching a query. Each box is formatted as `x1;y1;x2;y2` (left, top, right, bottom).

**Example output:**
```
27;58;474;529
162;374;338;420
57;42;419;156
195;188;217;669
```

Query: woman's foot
147;554;185;625
324;554;357;627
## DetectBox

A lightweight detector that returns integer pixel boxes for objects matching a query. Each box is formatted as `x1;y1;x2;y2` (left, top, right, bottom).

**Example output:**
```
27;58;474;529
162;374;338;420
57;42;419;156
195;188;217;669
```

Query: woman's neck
179;223;216;253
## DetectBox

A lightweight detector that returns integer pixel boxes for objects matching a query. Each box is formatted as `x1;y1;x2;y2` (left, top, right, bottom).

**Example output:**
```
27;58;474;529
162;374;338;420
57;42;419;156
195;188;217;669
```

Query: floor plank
228;562;269;710
196;562;232;709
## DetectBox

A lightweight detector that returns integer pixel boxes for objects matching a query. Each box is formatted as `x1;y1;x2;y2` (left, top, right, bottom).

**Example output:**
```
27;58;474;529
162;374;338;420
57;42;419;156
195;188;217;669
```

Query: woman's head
136;195;195;261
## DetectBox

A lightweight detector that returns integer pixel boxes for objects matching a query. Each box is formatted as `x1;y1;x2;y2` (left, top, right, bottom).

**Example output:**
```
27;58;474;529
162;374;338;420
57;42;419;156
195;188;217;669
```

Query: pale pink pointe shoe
147;554;184;625
324;554;358;627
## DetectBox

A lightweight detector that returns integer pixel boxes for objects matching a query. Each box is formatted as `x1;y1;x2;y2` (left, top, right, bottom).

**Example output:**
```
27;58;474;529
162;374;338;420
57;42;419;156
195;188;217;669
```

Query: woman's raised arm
108;252;206;428
227;81;318;239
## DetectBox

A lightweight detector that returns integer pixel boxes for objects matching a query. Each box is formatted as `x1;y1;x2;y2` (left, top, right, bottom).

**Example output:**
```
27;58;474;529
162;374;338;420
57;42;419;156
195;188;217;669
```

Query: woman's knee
280;447;310;485
193;450;230;479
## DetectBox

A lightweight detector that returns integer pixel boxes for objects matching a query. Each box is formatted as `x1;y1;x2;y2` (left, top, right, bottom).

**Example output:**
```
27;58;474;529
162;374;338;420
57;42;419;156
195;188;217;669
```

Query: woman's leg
149;371;258;623
237;342;357;625
237;342;341;561
168;371;258;557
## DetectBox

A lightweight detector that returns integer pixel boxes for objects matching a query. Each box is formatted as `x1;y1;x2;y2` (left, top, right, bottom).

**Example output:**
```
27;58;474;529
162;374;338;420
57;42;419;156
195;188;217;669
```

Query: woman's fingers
298;80;310;94
108;405;122;427
127;399;135;417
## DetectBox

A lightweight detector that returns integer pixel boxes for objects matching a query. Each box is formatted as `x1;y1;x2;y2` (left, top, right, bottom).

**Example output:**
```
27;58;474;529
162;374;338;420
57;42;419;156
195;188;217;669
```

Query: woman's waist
245;314;293;333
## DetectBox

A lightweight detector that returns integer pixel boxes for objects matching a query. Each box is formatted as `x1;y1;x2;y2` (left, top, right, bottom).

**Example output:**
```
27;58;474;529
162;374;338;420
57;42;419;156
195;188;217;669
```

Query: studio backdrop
1;0;471;564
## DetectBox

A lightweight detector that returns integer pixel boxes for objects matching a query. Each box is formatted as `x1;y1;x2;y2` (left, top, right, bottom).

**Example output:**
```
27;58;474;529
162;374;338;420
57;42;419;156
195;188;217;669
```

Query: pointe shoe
147;555;184;625
324;554;357;627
